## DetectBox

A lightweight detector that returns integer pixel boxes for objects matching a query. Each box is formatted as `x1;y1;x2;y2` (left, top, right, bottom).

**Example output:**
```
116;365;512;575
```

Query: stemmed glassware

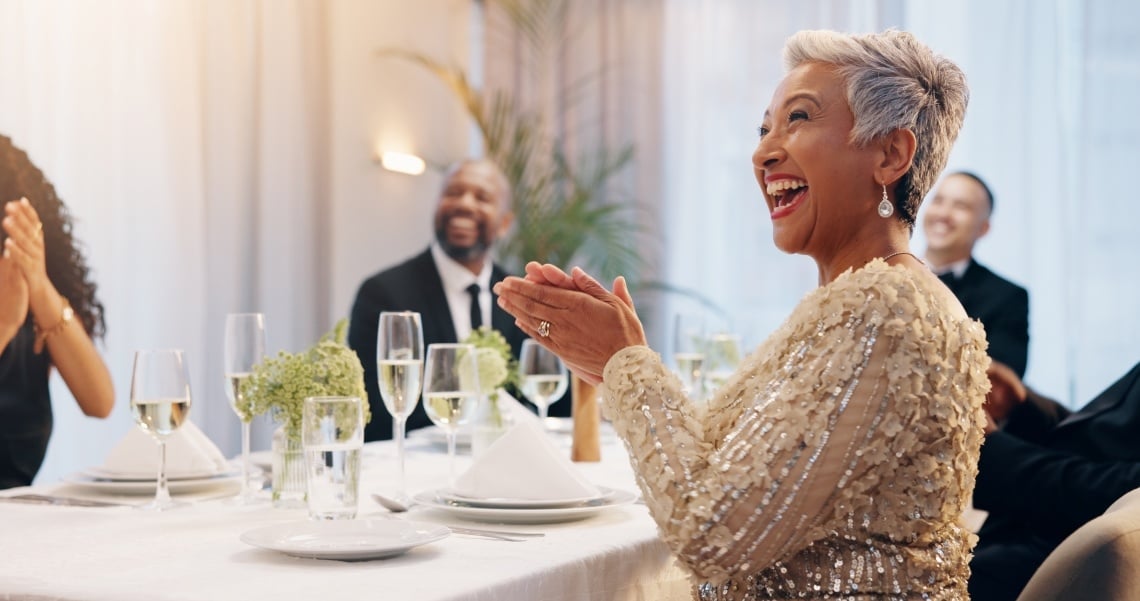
376;311;424;501
130;349;192;511
672;313;707;400
518;339;569;426
223;312;266;505
704;332;743;395
422;343;480;488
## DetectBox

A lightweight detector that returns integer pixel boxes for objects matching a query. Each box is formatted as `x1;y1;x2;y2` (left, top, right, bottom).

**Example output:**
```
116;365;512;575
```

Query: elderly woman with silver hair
496;29;988;600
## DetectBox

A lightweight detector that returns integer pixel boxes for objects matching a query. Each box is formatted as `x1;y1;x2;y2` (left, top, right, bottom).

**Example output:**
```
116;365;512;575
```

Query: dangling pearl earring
877;183;894;218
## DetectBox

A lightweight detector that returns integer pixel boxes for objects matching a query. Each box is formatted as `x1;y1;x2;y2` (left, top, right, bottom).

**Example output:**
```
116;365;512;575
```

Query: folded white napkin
99;421;229;479
495;388;545;428
453;415;600;501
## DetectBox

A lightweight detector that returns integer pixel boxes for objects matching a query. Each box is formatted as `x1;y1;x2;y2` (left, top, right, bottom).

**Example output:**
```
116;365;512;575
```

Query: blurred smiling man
923;171;1030;377
347;159;540;442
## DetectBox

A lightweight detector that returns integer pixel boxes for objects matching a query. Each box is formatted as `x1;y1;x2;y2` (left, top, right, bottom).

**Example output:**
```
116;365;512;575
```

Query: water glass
302;396;364;520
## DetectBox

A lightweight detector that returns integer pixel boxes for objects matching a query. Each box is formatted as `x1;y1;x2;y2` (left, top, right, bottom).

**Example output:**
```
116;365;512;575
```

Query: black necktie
466;283;483;330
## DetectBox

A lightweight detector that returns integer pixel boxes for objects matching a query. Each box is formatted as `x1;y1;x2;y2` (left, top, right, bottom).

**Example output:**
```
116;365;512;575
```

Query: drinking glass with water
302;396;364;520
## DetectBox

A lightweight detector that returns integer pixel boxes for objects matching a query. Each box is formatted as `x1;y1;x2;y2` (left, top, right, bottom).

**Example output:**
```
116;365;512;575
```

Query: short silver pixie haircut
784;29;969;230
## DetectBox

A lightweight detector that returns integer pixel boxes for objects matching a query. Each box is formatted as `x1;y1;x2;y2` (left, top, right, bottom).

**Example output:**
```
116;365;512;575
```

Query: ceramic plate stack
61;466;242;495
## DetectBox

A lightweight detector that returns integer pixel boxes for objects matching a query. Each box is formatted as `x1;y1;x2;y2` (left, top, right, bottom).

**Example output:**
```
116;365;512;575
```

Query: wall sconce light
380;151;426;176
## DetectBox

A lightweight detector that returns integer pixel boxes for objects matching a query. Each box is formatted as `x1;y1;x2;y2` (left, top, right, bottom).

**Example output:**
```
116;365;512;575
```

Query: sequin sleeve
601;264;988;587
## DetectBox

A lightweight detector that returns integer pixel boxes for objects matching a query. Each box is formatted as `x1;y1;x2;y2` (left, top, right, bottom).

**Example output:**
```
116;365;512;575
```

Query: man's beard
436;226;489;263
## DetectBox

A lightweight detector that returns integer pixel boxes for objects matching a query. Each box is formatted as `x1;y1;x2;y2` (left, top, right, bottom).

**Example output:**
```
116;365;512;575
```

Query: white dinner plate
413;487;636;524
81;466;222;482
60;471;242;495
240;519;450;560
438;486;616;509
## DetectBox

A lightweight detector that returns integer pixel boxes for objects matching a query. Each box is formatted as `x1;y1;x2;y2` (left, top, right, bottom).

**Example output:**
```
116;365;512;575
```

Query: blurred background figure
923;171;1030;377
348;158;569;443
0;134;113;489
970;360;1140;600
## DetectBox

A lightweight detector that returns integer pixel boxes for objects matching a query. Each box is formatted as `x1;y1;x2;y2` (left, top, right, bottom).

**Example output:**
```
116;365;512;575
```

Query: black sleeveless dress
0;319;53;489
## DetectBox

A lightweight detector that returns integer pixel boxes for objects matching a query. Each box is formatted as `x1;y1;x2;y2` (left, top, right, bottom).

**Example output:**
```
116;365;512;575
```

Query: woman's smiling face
752;62;882;259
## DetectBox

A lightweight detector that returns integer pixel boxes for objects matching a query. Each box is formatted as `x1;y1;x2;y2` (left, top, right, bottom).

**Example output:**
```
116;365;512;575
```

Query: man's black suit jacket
969;361;1140;600
943;258;1030;377
348;248;569;442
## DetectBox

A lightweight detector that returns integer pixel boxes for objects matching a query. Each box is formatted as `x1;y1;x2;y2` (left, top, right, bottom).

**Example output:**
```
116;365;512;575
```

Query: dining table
0;420;694;601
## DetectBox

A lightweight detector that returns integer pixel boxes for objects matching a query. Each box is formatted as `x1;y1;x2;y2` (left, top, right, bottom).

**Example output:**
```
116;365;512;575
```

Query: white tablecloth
0;429;693;601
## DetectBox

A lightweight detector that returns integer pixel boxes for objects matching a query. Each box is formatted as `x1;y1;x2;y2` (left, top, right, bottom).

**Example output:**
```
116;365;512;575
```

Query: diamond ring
537;320;551;338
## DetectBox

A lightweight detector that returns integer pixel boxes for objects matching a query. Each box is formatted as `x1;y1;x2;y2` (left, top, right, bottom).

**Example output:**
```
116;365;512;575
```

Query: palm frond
379;2;643;284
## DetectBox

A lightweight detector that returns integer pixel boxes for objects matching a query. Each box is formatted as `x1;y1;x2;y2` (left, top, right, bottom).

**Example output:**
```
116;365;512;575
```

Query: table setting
0;311;692;601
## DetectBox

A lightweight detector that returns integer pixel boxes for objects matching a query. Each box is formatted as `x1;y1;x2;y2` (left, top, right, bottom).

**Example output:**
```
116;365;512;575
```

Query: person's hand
523;262;637;310
495;266;646;385
3;198;50;295
983;360;1027;431
0;252;30;338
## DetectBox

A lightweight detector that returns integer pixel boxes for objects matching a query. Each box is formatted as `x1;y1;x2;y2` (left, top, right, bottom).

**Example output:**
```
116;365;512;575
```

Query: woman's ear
877;128;917;186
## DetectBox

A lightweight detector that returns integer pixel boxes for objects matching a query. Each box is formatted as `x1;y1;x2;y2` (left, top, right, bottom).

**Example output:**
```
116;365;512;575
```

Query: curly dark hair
0;135;105;340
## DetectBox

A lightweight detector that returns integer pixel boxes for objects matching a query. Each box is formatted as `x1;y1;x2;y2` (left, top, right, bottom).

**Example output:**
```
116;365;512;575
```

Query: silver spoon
370;491;414;513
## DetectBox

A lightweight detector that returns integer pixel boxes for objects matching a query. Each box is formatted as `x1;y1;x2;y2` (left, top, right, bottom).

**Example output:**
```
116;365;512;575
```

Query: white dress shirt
430;242;493;343
929;257;971;280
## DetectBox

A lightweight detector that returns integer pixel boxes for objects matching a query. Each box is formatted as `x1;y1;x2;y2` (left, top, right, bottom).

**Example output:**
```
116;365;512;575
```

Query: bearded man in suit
348;158;568;442
969;360;1140;600
923;171;1030;377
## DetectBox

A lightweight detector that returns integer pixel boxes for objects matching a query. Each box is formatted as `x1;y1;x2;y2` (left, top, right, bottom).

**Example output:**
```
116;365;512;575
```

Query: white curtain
0;0;329;484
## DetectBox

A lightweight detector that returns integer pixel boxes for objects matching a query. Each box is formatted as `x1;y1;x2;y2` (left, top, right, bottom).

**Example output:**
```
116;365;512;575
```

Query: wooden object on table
571;376;601;462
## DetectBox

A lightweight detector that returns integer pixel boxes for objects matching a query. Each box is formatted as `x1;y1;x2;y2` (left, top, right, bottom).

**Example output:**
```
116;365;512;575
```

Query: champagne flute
705;332;743;394
673;313;707;400
223;312;266;504
422;343;479;488
518;339;569;426
377;311;424;501
130;349;192;511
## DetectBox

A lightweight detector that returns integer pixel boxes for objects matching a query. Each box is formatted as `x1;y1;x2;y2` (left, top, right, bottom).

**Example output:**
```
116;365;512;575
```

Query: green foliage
462;326;519;396
240;319;370;441
378;0;644;283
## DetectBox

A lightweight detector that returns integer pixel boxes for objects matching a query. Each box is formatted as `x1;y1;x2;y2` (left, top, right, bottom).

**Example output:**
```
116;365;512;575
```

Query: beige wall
328;0;477;323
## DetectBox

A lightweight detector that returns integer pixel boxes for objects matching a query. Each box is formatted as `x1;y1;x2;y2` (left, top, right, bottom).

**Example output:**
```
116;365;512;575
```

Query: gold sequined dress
601;260;989;600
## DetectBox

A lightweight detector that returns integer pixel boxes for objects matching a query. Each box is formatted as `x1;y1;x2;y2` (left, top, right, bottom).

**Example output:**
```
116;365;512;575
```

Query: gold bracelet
33;298;74;354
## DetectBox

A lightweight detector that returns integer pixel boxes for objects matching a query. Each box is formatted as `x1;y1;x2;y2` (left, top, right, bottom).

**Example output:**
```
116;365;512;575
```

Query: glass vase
271;424;307;509
471;393;514;457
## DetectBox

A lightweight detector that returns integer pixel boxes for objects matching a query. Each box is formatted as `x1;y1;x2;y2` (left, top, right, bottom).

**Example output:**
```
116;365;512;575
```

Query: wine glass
422;343;480;488
672;312;707;400
130;349;192;511
376;311;424;501
705;332;743;395
518;339;569;427
223;312;266;504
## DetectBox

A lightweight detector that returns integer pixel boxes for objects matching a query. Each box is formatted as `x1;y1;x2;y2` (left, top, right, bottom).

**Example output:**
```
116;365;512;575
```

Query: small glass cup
302;396;364;520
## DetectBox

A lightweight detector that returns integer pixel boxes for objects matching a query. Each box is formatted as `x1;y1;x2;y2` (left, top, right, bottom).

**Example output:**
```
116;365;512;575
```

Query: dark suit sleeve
985;286;1029;378
1001;389;1072;444
974;431;1140;540
348;280;392;442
